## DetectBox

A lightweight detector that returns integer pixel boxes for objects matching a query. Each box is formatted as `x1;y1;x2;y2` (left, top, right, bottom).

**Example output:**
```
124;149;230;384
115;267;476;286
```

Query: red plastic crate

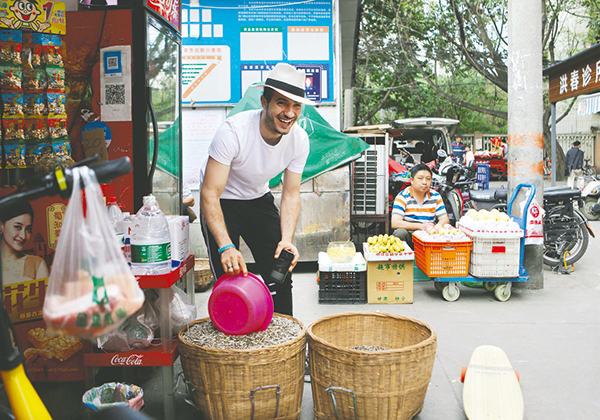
413;236;472;277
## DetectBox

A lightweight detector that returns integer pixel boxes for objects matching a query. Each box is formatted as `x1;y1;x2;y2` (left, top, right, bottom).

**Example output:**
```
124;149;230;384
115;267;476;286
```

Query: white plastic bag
520;195;545;246
43;166;145;339
152;286;197;337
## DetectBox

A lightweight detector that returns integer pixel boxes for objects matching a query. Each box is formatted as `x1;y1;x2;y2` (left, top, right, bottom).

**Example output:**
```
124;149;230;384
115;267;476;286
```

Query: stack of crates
317;252;367;304
458;223;523;277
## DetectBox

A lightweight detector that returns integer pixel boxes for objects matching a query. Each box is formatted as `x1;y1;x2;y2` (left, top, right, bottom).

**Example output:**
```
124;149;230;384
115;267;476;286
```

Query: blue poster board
181;0;334;105
476;164;490;190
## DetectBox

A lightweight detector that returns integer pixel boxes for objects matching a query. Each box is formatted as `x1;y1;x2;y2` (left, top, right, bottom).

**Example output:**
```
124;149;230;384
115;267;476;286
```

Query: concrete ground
146;220;599;420
3;179;599;419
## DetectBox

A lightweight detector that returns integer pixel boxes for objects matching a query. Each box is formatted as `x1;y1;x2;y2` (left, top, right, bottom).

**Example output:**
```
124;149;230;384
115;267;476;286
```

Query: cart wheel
494;284;511;302
434;281;448;292
442;284;460;302
461;366;467;382
484;282;497;292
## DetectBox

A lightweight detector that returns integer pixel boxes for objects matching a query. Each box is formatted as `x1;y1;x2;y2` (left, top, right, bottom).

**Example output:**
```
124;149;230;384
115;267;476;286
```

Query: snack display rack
84;254;195;420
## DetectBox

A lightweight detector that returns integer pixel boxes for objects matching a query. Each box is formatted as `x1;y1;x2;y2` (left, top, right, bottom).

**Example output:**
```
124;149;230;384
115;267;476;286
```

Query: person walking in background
464;145;475;168
452;135;466;164
565;141;584;188
1;201;49;285
199;63;312;316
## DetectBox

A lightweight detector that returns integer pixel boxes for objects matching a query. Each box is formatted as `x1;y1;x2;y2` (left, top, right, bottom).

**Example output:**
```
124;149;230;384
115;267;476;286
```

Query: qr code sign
106;56;119;70
105;84;126;105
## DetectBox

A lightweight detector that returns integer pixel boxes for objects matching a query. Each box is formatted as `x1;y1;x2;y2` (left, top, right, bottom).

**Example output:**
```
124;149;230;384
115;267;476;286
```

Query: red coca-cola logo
111;354;143;366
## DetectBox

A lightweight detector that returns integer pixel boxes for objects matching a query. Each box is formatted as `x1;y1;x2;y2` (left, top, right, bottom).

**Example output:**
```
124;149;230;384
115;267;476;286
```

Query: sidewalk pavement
160;219;599;420
7;190;597;419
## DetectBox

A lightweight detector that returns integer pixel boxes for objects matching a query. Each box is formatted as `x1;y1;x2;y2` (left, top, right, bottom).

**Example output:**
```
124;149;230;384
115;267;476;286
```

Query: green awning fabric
229;86;369;186
155;117;180;178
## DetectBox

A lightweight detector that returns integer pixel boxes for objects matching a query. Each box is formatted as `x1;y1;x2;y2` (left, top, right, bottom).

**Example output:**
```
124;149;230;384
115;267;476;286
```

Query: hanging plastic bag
43;166;144;339
520;194;545;246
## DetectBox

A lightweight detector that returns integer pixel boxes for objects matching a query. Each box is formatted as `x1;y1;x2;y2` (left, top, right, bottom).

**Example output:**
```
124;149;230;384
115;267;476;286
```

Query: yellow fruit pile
366;234;405;253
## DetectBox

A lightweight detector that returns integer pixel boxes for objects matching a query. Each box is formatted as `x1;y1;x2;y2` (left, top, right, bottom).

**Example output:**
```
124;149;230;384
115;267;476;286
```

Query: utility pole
508;0;543;289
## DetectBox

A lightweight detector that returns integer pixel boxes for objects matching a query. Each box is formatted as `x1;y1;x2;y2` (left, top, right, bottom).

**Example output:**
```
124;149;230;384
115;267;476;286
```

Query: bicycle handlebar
0;157;132;212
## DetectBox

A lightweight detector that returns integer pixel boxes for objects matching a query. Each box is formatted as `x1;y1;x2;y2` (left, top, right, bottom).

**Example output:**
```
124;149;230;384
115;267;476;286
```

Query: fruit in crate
460;208;521;232
414;225;471;242
366;234;405;253
327;241;356;263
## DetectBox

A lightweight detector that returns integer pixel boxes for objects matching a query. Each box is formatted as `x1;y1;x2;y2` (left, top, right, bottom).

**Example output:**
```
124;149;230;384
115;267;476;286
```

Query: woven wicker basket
178;315;307;420
194;259;214;292
307;312;437;420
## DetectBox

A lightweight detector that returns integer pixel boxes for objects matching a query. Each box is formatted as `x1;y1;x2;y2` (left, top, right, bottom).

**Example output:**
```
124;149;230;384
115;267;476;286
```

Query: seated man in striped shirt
391;163;449;249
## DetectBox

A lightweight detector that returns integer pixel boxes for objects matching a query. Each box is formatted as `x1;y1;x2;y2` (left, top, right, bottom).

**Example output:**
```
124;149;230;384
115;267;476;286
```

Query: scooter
580;176;600;221
432;150;467;226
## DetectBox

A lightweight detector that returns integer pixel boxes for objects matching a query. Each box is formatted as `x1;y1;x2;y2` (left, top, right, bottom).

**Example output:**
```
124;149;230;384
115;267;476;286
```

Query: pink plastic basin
208;272;274;336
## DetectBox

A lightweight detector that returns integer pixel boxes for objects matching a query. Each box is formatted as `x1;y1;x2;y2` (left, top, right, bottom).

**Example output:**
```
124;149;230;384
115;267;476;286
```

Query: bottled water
122;212;132;265
130;195;172;275
106;196;124;235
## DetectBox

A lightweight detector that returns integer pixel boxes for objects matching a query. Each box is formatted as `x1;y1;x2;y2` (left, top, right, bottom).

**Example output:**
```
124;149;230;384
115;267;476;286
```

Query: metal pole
551;102;557;186
508;0;544;289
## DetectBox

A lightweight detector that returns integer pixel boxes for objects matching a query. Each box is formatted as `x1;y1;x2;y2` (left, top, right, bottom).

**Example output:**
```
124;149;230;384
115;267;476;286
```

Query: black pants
200;192;293;316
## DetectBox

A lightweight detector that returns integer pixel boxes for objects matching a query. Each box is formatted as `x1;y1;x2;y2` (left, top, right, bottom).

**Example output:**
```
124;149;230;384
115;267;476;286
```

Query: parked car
390;118;458;165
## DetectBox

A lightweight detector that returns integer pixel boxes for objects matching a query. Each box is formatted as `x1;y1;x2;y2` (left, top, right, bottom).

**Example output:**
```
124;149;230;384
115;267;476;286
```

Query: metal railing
462;133;595;163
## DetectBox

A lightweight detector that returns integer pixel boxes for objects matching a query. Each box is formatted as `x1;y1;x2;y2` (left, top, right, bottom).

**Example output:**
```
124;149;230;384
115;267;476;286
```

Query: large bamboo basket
178;315;307;420
307;312;437;420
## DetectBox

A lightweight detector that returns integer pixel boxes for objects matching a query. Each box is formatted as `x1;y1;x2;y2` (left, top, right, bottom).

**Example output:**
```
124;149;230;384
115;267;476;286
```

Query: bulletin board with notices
181;0;334;105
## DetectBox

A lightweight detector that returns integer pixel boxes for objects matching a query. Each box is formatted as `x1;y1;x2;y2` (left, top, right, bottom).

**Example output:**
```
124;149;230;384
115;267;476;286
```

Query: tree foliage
355;0;598;129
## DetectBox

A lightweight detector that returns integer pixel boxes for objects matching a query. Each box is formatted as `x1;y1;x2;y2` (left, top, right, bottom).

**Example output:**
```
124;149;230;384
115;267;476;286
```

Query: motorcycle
469;185;593;267
432;150;469;226
580;176;600;221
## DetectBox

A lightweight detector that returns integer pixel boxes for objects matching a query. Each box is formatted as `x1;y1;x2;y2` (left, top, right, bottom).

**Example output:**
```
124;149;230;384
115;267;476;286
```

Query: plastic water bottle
122;212;132;265
130;195;172;275
106;196;124;236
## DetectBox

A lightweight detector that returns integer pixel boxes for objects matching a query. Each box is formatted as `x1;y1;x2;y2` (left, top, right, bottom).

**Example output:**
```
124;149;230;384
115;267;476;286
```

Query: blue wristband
218;244;235;254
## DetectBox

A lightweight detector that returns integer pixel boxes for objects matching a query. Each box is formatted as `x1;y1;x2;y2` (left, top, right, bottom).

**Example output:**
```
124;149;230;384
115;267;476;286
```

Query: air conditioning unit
352;144;388;215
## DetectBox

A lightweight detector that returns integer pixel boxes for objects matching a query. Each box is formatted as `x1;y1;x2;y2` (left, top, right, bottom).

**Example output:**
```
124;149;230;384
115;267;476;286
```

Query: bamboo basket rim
307;311;437;354
178;314;307;354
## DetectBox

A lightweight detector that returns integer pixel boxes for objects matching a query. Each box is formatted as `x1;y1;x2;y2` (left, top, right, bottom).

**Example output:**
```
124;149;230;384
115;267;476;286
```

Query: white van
390;118;459;164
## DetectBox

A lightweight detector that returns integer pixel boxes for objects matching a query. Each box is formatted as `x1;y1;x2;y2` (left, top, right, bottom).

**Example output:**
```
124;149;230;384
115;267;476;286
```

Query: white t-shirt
465;150;475;167
199;109;310;200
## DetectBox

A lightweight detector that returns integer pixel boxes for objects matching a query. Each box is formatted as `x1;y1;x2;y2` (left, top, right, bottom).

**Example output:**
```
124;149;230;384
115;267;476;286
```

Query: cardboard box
366;260;414;304
166;215;189;267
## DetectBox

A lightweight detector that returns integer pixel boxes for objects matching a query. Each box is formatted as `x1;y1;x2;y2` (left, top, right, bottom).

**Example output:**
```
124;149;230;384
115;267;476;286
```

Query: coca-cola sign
111;354;144;366
147;0;180;30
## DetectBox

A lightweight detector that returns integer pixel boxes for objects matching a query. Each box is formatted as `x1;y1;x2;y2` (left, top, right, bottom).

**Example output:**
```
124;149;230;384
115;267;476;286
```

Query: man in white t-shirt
199;63;312;316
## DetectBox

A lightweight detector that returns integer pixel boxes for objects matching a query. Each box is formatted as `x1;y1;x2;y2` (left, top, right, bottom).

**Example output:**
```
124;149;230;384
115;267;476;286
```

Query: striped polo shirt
392;186;447;223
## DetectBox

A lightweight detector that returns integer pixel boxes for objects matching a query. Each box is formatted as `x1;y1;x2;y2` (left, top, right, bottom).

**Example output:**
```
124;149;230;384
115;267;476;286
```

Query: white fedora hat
254;63;315;105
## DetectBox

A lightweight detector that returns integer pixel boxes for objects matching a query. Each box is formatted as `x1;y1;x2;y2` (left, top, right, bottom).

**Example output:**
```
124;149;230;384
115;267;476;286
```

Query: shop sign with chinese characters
545;43;600;103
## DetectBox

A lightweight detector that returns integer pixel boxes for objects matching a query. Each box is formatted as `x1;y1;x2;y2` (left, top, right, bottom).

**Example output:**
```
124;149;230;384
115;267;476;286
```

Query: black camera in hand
270;249;294;283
